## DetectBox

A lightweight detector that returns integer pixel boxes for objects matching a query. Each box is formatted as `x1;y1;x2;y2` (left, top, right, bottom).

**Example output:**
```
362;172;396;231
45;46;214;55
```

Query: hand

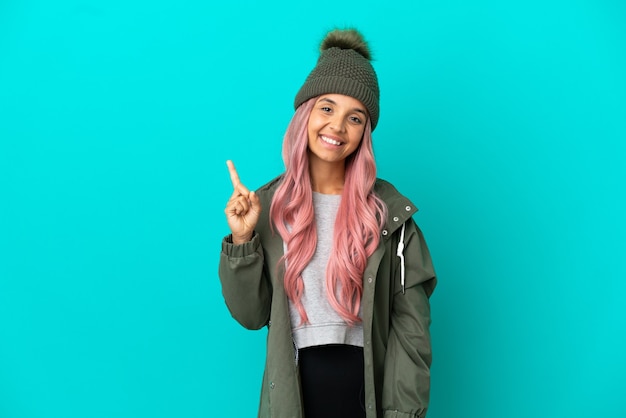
224;160;262;244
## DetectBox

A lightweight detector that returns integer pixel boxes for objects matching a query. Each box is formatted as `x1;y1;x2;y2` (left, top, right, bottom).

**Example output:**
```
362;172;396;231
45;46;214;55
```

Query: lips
321;135;343;146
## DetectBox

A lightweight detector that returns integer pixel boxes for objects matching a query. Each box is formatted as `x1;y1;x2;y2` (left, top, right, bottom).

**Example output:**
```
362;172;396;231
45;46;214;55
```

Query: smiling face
307;94;368;169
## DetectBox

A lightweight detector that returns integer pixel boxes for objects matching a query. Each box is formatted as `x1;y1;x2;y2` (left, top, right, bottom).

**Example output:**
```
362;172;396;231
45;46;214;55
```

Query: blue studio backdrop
1;1;625;417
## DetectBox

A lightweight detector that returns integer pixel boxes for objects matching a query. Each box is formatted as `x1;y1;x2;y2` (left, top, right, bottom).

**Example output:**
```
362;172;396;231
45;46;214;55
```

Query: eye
320;106;332;112
350;116;363;124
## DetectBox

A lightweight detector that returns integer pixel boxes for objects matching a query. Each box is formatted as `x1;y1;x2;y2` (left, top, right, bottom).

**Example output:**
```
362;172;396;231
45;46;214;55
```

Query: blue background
1;0;625;417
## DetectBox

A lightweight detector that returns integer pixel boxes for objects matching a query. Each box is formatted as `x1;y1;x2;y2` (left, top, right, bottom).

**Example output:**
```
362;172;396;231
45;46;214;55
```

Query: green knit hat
294;29;380;130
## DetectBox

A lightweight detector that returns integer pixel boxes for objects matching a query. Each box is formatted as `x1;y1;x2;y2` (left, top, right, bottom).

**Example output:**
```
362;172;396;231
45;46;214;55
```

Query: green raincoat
219;176;436;418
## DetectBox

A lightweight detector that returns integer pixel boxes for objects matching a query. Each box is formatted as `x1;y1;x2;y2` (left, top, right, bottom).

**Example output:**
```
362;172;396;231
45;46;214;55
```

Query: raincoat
219;176;436;418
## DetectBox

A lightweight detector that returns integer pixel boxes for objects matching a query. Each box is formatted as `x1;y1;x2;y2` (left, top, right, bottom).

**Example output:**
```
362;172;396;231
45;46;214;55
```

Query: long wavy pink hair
270;97;387;325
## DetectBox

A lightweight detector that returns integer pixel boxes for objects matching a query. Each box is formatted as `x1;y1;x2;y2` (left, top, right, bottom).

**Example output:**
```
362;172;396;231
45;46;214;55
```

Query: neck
309;157;345;195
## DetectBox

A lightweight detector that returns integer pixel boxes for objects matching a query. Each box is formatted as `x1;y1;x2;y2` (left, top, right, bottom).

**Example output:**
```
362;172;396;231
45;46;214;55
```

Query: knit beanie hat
294;29;380;130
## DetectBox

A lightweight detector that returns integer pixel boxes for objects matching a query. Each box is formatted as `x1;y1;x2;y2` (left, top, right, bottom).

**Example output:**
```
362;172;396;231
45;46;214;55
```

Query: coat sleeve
382;220;436;418
218;232;272;330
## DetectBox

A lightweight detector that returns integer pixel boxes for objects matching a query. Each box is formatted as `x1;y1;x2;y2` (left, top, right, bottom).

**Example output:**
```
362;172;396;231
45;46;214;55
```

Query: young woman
219;28;436;418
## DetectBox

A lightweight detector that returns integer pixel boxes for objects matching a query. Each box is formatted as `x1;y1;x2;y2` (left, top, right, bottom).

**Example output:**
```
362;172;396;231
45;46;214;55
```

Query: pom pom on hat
294;28;380;130
320;29;372;60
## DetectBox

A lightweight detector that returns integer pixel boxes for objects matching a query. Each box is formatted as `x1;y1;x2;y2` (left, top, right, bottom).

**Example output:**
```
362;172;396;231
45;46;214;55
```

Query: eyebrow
319;98;367;116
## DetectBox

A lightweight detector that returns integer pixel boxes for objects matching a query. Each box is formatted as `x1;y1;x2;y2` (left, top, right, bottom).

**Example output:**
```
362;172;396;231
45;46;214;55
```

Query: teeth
321;136;341;146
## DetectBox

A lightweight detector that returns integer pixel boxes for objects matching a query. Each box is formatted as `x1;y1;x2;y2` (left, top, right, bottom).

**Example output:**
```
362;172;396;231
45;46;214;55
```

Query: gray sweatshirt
287;192;363;349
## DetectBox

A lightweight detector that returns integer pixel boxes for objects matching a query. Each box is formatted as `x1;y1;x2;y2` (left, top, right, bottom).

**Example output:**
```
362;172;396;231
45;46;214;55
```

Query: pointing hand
224;160;262;244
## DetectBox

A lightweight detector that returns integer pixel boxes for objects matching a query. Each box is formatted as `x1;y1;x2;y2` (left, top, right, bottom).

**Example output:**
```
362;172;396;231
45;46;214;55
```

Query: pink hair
270;97;387;325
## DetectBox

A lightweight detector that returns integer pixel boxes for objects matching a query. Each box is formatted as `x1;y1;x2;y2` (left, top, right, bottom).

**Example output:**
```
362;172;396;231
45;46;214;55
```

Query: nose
329;114;346;132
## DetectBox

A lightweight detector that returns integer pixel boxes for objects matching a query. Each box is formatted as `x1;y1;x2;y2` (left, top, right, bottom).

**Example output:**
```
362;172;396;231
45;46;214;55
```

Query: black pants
299;344;366;418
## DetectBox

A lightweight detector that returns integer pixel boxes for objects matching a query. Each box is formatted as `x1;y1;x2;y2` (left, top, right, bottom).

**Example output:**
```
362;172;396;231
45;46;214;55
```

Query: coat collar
257;175;418;239
374;179;418;240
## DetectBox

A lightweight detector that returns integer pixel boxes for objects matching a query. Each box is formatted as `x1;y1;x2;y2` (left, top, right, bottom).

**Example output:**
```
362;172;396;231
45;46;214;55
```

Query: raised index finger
226;160;249;194
226;160;241;187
